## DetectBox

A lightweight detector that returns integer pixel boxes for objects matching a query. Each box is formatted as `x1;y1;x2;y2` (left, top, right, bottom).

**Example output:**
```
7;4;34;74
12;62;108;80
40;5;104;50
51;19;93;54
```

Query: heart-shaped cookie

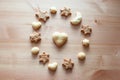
48;62;58;71
52;32;68;47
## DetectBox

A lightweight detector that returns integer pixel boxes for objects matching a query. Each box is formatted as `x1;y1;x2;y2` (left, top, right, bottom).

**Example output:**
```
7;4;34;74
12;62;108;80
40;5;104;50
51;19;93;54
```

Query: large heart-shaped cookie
52;32;68;47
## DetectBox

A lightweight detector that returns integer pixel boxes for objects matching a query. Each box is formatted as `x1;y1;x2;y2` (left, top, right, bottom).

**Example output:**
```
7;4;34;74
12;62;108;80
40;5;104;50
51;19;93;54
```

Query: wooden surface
0;0;120;80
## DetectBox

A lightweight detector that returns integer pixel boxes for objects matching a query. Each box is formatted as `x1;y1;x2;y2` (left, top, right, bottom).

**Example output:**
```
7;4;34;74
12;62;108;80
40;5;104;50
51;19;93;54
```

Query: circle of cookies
28;6;94;72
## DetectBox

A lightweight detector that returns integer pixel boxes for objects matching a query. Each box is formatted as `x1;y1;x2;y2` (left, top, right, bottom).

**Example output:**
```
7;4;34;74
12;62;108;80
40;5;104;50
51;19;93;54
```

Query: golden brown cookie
30;32;41;43
31;47;40;55
70;12;82;25
39;52;49;64
52;32;68;47
32;21;42;30
50;6;57;14
81;25;92;35
82;39;90;47
78;52;86;60
62;58;74;70
48;62;58;71
35;9;49;22
60;7;71;17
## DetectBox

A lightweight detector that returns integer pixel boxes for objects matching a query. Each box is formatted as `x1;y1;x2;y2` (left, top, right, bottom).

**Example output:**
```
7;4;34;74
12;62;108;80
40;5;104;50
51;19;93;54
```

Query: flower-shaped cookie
62;58;74;70
60;7;71;17
39;52;49;64
30;32;41;43
81;25;92;35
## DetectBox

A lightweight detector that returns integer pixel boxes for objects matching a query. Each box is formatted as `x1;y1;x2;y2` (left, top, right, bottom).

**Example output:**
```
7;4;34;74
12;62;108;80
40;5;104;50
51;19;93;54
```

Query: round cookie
31;47;40;55
78;52;86;60
82;39;90;47
50;6;57;14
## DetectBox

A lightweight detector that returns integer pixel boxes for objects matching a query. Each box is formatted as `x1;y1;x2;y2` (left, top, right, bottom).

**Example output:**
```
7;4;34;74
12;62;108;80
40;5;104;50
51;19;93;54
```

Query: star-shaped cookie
62;58;74;70
35;8;49;22
39;52;49;64
81;25;92;35
60;7;71;17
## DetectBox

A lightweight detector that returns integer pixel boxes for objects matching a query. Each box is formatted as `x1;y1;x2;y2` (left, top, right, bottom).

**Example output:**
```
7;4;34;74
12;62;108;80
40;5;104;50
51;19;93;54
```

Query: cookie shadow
31;54;38;59
48;69;57;75
78;59;86;66
62;68;73;74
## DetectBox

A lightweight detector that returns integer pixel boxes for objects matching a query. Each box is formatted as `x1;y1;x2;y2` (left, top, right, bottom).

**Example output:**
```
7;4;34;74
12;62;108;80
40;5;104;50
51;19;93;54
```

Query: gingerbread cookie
30;32;41;43
81;25;92;35
35;9;49;22
39;52;49;64
60;7;71;17
62;58;74;70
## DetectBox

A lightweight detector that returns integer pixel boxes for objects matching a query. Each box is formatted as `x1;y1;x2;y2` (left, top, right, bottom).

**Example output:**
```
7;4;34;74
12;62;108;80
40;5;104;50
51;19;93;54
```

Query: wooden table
0;0;120;80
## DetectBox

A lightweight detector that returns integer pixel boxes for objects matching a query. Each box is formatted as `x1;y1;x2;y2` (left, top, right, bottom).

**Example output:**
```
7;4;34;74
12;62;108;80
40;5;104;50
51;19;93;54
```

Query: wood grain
0;0;120;80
